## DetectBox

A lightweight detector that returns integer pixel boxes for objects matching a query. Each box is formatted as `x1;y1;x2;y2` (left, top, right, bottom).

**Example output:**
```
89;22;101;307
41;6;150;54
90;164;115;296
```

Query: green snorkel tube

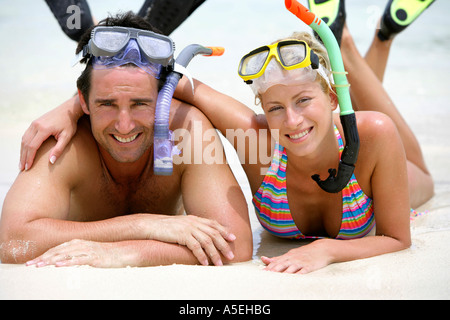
285;0;359;193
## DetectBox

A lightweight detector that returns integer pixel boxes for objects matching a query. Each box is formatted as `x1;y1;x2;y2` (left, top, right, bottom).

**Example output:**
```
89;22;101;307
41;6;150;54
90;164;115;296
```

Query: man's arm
1;122;246;266
23;239;206;268
178;109;253;265
1;135;153;264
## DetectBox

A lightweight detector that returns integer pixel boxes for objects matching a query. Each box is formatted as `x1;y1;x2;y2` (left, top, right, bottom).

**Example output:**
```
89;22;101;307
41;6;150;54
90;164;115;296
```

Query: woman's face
261;81;337;158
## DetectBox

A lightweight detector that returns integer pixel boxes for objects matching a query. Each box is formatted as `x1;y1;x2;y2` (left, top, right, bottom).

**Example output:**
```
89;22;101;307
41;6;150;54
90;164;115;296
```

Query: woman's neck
285;123;340;179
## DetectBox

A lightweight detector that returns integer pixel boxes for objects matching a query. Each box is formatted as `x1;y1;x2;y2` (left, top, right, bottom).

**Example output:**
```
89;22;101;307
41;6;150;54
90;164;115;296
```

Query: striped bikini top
252;126;375;240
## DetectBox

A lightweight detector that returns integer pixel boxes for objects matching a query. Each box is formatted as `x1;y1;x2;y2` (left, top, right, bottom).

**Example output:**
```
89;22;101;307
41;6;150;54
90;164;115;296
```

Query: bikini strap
334;125;345;156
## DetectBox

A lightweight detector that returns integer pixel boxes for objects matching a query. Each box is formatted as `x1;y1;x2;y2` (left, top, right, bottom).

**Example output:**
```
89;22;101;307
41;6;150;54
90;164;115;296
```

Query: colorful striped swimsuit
252;126;375;240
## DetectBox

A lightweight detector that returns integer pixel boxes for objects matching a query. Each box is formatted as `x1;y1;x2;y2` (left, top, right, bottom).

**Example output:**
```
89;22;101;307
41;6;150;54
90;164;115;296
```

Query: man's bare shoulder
30;117;101;184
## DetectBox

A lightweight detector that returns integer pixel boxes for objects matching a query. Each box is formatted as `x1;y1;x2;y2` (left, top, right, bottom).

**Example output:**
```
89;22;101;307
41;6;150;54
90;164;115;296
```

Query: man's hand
143;215;236;266
25;239;128;268
25;214;237;268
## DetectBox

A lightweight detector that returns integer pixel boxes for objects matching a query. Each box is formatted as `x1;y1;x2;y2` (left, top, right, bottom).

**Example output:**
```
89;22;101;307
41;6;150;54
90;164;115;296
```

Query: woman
20;14;433;274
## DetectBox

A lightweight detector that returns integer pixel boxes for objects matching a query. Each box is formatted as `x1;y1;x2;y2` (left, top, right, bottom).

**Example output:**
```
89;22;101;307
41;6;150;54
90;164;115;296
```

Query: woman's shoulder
334;111;401;196
356;110;396;128
334;111;398;143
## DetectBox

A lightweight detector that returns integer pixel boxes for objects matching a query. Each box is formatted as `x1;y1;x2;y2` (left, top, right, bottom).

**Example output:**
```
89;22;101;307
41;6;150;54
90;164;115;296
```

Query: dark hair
76;11;167;104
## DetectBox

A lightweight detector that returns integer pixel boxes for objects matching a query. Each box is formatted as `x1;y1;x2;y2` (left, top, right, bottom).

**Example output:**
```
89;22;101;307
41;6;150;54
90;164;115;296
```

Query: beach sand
1;199;450;300
1;0;449;300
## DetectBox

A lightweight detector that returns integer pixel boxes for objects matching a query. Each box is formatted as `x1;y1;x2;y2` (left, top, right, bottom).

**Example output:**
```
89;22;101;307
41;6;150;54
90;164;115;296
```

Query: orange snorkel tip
204;47;225;57
285;0;316;25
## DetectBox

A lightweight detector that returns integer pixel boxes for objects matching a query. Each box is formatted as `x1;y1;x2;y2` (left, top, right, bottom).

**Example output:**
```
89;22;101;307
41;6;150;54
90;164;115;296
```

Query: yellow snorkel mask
239;40;318;81
238;39;332;94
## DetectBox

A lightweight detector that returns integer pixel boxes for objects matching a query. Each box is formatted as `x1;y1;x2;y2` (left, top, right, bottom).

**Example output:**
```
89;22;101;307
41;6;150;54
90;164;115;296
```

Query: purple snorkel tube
153;45;224;175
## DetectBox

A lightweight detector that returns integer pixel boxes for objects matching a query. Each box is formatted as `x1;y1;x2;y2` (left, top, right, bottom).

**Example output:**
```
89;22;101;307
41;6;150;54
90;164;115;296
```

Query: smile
113;134;139;143
287;127;313;140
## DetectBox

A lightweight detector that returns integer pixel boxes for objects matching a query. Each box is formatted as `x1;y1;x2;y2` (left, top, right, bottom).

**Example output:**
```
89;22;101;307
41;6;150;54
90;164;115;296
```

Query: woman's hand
20;96;82;171
261;240;333;274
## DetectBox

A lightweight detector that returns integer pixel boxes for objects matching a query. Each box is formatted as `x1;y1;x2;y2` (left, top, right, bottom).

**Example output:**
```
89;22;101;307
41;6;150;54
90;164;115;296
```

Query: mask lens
93;29;129;53
138;34;173;60
239;49;269;77
278;42;307;67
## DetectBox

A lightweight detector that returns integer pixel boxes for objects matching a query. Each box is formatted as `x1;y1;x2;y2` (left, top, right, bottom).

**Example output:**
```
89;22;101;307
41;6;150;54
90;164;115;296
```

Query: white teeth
289;128;311;140
114;134;138;143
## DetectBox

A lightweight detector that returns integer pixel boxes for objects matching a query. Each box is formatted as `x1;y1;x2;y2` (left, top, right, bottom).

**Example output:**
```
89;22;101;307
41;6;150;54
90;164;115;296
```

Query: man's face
82;66;159;163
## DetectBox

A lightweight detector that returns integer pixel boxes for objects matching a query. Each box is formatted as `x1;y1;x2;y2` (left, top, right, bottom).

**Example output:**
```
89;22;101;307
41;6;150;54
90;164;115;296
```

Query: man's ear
78;90;90;115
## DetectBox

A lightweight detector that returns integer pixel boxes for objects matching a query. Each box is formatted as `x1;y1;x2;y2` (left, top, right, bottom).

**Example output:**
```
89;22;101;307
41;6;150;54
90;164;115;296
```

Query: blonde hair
281;31;333;92
255;31;334;104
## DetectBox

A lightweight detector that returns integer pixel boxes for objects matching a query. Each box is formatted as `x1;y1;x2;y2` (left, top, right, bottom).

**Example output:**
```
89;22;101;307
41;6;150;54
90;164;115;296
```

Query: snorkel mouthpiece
285;0;360;193
312;114;359;193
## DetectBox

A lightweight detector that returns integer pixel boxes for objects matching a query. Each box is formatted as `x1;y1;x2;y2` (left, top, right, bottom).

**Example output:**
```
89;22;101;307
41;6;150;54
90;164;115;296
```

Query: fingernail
25;164;29;171
228;233;236;241
50;155;56;164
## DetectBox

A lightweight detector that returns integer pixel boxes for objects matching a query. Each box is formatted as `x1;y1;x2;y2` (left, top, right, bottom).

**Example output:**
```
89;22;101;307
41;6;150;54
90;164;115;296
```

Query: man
0;13;252;267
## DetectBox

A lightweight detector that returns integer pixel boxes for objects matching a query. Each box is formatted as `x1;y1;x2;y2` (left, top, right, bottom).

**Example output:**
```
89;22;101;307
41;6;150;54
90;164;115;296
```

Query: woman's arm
21;78;262;170
262;234;410;274
175;77;273;175
175;77;263;135
262;112;412;274
20;95;84;171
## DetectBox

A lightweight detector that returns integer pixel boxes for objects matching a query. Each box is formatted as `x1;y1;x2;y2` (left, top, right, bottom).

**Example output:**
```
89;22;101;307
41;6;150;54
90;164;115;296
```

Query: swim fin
138;0;206;36
378;0;436;41
307;0;346;45
45;0;94;42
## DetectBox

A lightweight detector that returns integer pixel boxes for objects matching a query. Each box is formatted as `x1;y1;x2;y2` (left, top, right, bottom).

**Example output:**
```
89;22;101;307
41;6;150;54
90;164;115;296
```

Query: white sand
1;184;449;300
1;0;450;300
1;229;449;300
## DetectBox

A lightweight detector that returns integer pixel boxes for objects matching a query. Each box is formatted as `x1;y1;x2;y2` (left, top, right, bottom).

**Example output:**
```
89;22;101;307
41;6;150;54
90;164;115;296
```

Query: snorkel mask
239;39;332;95
92;38;163;77
79;25;223;176
81;26;175;68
